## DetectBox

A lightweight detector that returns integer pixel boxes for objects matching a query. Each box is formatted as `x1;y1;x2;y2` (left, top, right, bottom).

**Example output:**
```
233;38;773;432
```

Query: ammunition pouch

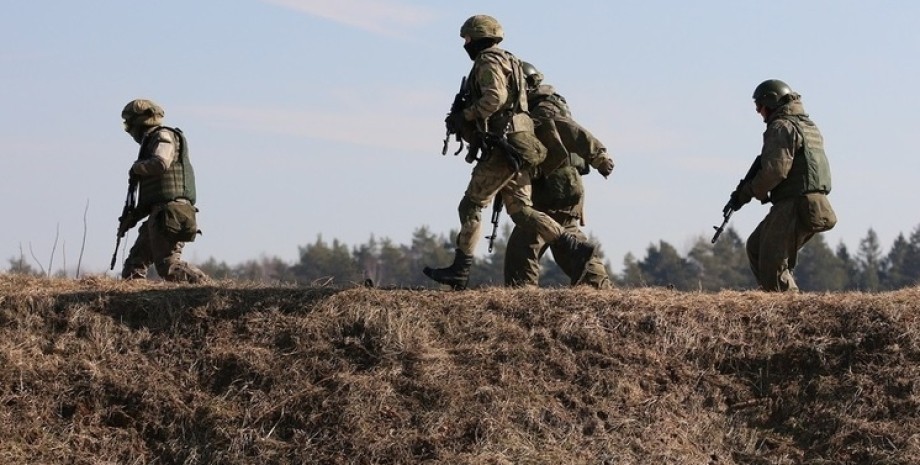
157;201;200;242
797;193;837;233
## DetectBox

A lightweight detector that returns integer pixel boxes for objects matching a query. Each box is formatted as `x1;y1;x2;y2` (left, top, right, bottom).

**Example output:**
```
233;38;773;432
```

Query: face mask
464;38;495;60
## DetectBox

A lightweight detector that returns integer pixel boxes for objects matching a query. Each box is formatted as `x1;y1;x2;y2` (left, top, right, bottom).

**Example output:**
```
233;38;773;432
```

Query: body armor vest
137;127;197;214
467;48;531;134
769;115;832;202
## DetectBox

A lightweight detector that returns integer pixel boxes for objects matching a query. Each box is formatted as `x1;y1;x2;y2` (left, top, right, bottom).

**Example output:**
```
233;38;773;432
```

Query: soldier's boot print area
423;248;474;290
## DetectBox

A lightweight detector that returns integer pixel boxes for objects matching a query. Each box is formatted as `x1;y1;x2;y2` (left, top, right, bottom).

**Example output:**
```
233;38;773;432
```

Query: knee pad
458;195;482;225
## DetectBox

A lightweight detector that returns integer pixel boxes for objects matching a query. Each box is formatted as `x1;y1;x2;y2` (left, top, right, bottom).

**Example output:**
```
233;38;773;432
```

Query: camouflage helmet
522;61;543;88
460;15;503;42
752;79;794;110
121;99;165;128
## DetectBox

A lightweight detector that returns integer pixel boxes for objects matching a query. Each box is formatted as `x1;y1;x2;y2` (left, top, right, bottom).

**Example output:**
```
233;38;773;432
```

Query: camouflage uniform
733;87;836;291
505;81;614;288
120;99;209;283
424;16;596;290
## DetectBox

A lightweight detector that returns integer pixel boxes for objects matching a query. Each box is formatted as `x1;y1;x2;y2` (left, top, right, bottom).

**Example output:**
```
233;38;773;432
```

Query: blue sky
2;1;918;276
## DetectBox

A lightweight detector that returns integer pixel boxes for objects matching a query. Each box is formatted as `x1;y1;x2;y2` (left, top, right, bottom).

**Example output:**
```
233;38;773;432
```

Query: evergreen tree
882;233;913;290
376;238;414;287
904;224;920;284
291;235;361;285
835;242;859;290
637;240;699;290
687;228;755;291
197;257;233;280
794;234;847;291
620;252;644;287
855;228;883;292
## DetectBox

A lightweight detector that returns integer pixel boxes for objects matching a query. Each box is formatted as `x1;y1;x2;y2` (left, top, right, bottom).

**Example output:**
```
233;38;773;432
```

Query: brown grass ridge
1;275;918;465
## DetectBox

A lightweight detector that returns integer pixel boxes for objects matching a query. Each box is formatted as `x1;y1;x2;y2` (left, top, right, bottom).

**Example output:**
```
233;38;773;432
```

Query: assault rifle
479;132;523;172
485;194;503;253
712;155;762;243
442;76;469;156
110;178;138;270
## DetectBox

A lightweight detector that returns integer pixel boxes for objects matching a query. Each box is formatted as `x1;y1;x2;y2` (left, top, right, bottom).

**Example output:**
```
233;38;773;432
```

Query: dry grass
1;275;918;464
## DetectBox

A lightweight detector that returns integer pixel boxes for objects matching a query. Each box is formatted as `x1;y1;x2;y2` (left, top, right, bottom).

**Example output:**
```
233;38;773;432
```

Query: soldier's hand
595;157;614;178
445;111;465;134
729;184;753;211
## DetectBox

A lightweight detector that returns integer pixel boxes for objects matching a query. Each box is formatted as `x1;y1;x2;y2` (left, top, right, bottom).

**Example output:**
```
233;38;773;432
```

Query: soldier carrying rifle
718;80;836;292
114;99;209;283
423;14;597;290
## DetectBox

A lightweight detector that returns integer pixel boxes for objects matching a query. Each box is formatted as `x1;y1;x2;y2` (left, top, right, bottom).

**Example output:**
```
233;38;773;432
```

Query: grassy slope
1;275;918;465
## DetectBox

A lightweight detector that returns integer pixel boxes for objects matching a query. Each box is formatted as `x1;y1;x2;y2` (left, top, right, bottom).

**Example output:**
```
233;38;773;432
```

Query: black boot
423;249;473;290
554;233;596;284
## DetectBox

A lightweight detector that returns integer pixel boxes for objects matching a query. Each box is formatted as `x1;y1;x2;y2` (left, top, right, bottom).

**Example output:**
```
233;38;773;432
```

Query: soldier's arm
749;120;799;201
463;53;509;122
131;129;178;177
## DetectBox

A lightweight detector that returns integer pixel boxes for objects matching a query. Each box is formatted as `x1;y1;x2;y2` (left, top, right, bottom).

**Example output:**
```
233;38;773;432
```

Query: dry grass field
1;275;918;464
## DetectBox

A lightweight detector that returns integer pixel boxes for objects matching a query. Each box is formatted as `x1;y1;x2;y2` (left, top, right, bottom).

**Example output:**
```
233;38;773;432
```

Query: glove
445;111;466;134
594;156;614;178
729;182;754;211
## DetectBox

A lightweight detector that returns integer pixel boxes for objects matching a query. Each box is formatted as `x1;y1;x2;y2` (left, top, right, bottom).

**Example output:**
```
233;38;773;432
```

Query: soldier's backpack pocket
798;193;837;233
161;202;199;242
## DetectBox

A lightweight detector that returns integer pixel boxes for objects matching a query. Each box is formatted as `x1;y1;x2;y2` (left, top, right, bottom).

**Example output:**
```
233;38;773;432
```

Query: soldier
118;99;209;283
729;80;836;291
423;15;597;290
504;62;615;289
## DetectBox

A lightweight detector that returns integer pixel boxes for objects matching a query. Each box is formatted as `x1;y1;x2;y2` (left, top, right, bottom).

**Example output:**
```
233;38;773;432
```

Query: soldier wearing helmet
504;61;615;289
118;98;209;283
424;15;597;290
727;80;836;291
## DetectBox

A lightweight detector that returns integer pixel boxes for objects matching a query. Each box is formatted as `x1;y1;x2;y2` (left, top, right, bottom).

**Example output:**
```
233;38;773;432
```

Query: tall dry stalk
76;199;89;278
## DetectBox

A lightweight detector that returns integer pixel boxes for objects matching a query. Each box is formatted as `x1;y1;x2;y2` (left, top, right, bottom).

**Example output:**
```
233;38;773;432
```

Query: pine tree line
191;224;920;292
7;225;920;291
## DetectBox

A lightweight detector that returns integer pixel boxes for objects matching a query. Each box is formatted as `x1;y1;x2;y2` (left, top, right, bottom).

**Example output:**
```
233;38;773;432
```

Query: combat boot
423;249;474;290
553;233;596;284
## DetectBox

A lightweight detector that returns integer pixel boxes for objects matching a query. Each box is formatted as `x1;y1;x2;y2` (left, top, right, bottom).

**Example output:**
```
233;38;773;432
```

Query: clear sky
2;1;919;276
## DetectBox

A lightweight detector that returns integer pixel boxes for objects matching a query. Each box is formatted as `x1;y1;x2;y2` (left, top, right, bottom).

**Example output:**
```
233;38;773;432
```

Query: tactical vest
137;127;197;213
467;48;531;134
769;115;832;202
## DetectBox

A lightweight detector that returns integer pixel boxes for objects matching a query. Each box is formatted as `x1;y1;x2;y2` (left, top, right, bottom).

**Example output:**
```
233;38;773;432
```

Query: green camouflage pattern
460;15;503;41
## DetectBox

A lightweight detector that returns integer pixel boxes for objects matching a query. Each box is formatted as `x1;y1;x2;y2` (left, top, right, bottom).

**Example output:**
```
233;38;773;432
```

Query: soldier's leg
148;212;209;284
504;224;546;287
503;170;596;283
747;200;799;292
549;218;612;288
456;154;516;255
121;221;154;280
424;153;514;289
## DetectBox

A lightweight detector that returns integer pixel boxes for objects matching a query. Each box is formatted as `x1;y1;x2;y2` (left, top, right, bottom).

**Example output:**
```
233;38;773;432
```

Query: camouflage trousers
746;198;814;292
504;211;611;289
456;134;565;255
121;204;209;284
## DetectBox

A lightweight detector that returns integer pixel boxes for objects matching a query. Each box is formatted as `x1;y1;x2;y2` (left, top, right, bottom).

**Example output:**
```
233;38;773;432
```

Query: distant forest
7;225;920;292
